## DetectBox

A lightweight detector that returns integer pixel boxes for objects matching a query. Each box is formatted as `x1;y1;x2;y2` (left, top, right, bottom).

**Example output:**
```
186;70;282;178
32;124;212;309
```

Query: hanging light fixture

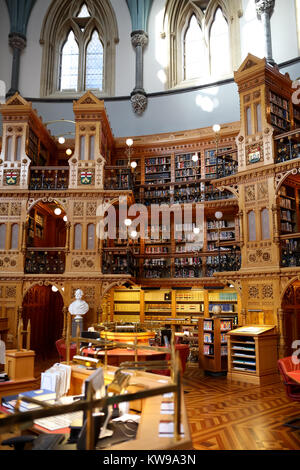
66;148;73;156
124;218;132;227
193;227;200;235
54;207;62;216
192;153;199;162
58;136;65;144
126;138;137;169
63;215;68;222
130;230;138;239
51;286;58;293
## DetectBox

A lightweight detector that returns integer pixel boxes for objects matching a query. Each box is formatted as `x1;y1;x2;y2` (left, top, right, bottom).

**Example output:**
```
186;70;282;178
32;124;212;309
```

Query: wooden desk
69;364;192;450
0;377;39;399
82;348;167;367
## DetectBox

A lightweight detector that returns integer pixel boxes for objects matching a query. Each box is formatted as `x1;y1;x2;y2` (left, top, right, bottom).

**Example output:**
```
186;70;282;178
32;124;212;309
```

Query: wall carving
257;182;268;201
262;284;274;299
0;254;18;269
248;249;271;264
73;202;84;217
245;185;256;202
5;286;16;298
248;285;259;299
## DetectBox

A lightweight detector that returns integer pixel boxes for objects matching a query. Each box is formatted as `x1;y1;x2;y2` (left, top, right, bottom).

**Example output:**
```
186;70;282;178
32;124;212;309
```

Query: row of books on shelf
175;160;199;169
279;197;294;209
145;246;169;254
269;91;289;110
145;166;170;174
209;304;235;313
175;257;202;266
281;221;294;232
203;345;228;356
207;220;235;229
207;231;235;241
203;319;233;331
146;304;171;311
280;209;294;222
270;102;290;120
271;114;290;130
145;157;171;166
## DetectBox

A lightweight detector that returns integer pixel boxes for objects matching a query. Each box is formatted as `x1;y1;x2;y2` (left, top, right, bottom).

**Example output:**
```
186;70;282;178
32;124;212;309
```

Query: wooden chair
150;344;190;377
278;356;300;429
55;338;77;362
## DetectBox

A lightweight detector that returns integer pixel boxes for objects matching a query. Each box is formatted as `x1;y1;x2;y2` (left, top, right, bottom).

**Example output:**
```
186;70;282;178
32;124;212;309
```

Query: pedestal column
7;33;26;97
255;0;276;66
130;30;148;115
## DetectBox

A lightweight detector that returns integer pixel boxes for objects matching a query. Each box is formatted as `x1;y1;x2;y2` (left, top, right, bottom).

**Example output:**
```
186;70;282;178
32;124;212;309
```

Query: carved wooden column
130;31;148;115
255;0;276;66
62;306;68;340
277;307;288;358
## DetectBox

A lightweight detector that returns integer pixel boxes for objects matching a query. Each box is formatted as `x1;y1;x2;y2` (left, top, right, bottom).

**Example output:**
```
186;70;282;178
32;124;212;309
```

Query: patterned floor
182;365;300;450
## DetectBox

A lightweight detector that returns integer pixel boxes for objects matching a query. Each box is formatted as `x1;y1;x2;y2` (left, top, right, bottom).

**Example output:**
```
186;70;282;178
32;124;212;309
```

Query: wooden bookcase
227;325;279;385
113;288;141;323
198;317;235;374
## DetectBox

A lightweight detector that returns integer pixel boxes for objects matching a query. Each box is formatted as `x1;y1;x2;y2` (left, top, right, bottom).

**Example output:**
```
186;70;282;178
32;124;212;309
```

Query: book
18;389;57;410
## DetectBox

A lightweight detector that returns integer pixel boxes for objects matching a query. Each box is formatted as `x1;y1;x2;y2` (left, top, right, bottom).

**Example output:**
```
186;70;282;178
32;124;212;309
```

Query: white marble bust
69;289;89;321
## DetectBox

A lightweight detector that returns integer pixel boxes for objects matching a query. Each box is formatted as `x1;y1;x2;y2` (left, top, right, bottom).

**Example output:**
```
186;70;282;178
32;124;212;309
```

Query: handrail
274;127;300;140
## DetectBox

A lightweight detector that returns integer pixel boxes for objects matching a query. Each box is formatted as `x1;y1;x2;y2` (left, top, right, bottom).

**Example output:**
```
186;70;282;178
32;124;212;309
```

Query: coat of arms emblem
80;171;92;185
6;171;18;185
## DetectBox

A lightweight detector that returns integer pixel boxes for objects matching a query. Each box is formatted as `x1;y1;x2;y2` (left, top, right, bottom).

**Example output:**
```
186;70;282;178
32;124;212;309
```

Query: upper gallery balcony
29;166;69;190
275;128;300;164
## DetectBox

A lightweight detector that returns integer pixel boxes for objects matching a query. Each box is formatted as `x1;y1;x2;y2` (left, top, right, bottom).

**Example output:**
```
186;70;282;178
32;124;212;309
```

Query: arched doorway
22;285;64;359
281;280;300;356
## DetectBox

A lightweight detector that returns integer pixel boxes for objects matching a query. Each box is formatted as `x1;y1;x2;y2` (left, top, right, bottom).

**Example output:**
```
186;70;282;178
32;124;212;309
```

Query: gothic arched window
40;0;119;97
163;0;241;88
210;8;231;77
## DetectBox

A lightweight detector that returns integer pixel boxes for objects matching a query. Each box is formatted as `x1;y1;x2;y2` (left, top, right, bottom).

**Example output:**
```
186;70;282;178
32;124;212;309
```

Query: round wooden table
82;347;166;367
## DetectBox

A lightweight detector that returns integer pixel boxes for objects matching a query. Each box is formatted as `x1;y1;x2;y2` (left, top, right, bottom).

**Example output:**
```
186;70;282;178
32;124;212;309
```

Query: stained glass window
59;31;79;91
77;3;90;17
85;30;103;90
184;15;207;80
210;8;230;76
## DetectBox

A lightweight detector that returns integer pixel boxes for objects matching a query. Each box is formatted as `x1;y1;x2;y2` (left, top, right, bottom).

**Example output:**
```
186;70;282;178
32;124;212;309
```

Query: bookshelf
198;316;235;374
144;289;172;319
144;156;171;185
208;291;238;324
227;325;278;385
205;147;233;179
175;290;204;319
114;289;141;323
175;152;201;183
279;184;299;234
269;90;291;133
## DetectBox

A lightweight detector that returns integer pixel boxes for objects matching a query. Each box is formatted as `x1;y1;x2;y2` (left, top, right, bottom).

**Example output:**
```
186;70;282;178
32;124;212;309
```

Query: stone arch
280;276;300;304
27;197;69;217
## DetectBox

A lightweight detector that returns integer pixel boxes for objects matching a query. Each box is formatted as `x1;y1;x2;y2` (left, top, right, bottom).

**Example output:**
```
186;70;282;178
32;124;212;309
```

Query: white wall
19;0;52;98
0;0;11;94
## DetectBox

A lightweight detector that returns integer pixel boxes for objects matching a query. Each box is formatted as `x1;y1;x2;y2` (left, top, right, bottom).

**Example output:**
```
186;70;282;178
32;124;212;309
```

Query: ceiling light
54;208;62;216
51;286;58;293
124;218;132;227
58;136;65;144
66;148;72;156
215;211;223;220
63;216;68;222
126;138;133;147
130;161;137;169
213;124;221;133
193;227;200;235
192;153;198;162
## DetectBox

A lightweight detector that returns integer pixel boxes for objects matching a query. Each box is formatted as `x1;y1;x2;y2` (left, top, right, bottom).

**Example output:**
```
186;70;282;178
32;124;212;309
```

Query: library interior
0;0;300;452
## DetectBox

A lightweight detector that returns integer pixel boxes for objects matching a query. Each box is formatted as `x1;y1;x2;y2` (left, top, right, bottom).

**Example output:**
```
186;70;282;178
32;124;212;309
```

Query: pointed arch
40;0;119;97
163;0;242;89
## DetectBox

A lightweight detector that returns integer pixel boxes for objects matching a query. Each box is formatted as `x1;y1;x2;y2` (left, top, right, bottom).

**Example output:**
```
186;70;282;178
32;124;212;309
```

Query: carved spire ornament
255;0;276;66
